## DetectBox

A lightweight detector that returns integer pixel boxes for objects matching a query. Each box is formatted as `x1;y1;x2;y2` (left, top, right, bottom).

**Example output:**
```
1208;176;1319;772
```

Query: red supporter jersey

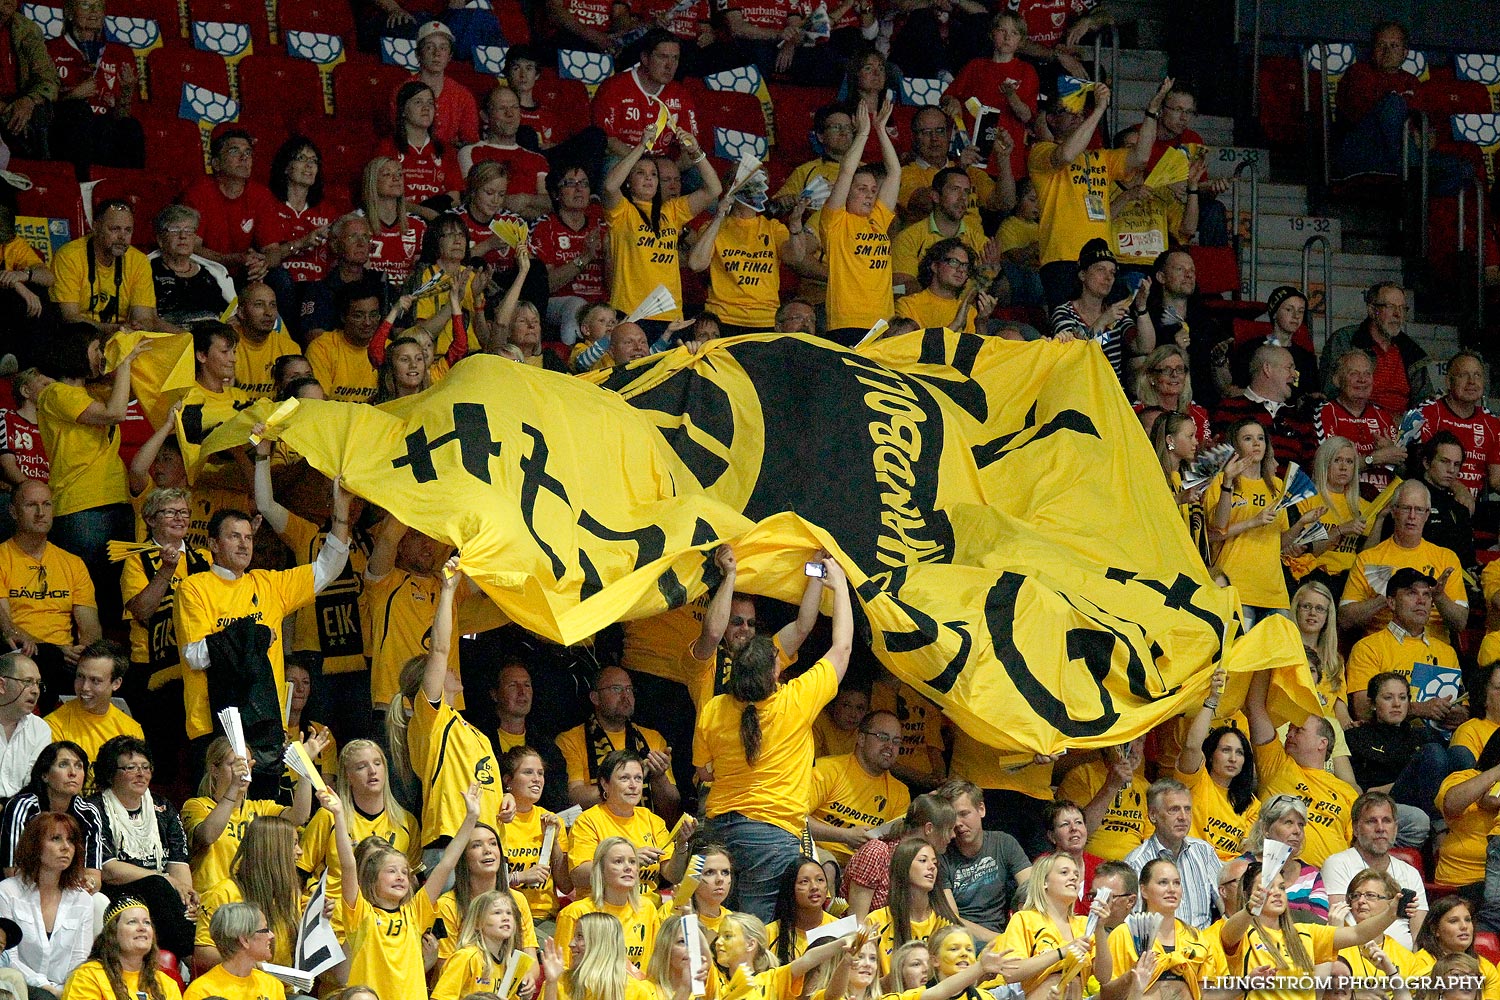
0;409;48;482
463;143;551;194
519;103;565;146
255;198;345;283
1006;0;1093;47
375;138;463;204
561;0;614;29
181;177;278;258
1314;398;1397;493
722;0;807;31
638;0;713;37
1337;62;1420;126
456;208;526;269
592;69;700;155
1418;397;1500;493
529;206;607;302
943;58;1039;178
48;36;133;116
367;214;427;283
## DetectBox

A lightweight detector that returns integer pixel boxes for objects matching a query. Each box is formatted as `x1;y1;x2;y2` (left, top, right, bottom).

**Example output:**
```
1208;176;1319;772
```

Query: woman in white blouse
0;811;100;995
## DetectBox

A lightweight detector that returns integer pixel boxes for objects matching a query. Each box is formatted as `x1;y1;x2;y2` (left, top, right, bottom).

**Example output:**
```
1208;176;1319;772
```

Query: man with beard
557;665;679;819
808;710;910;868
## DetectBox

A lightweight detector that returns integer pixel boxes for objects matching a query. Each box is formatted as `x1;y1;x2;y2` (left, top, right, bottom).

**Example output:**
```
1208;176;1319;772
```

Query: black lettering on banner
971;401;1099;470
912;329;988;422
1057;588;1174;703
516;424;570;579
391;402;503;483
1104;569;1236;656
575;510;666;601
869;583;973;695
295;881;333;973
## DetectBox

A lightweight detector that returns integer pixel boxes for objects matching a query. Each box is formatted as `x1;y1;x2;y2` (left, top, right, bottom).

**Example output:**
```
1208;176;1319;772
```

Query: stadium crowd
0;0;1495;998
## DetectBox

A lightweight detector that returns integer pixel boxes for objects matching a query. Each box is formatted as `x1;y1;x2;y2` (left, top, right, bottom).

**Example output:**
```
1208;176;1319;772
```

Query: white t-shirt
0;715;51;799
1320;847;1427;949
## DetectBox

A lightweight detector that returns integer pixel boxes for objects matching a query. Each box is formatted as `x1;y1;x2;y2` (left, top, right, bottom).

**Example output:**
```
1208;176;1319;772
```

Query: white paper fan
625;284;677;323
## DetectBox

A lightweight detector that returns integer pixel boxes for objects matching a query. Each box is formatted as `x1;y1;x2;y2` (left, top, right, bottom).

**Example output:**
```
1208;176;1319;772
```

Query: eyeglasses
859;730;901;745
913;127;949;138
117;763;153;775
823;124;855;135
1372;301;1404;311
729;616;758;628
162;227;196;237
156;508;191;519
291;153;320;164
1391;505;1433;516
1348;891;1393;903
597;684;634;696
0;676;42;691
559;177;590;188
939;257;971;269
219;145;253;159
1294;602;1327;613
1152;365;1187;376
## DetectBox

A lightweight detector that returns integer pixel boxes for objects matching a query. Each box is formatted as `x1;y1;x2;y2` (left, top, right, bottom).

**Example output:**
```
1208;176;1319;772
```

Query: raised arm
822;557;852;681
425;783;481;902
422;555;463;704
688;201;732;274
603;135;652;210
78;340;151;426
492;255;531;348
251;432;290;535
1049;83;1110;170
872;101;901;211
127;399;183;496
1175;667;1226;775
828;103;873;217
366;514;407;582
1245;668;1276;748
680;132;723;217
691;545;738;661
1130;78;1171;171
775;555;826;662
320;789;359;909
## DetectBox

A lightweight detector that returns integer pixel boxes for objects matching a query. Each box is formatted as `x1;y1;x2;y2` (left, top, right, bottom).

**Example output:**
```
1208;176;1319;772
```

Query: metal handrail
1302;234;1333;348
1091;24;1120;139
1457;177;1488;333
1229;161;1261;300
1317;51;1333;191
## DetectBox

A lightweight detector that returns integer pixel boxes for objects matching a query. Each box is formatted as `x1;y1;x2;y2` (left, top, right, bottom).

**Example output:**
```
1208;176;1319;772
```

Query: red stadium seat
766;82;836;165
493;0;530;45
189;0;271;45
448;60;497;104
1416;78;1492;118
315;121;382;201
1188;245;1241;297
535;71;591;142
237;51;324;125
7;159;85;240
140;113;210;182
1258;55;1314;148
91;167;181;245
114;0;188;38
694;88;766;145
1388;846;1426;880
147;38;232;105
1476;931;1500;964
332;58;410;129
275;0;353;38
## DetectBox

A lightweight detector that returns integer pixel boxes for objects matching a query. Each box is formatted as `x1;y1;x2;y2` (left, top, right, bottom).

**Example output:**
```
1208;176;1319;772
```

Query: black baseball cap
1078;238;1117;271
1386;567;1436;595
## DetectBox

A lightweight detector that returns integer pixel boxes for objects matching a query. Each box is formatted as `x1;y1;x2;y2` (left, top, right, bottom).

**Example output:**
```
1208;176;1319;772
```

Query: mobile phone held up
804;561;826;578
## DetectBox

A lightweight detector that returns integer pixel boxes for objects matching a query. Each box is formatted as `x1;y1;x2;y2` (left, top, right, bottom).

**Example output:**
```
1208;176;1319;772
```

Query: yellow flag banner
260;334;1310;754
103;331;196;428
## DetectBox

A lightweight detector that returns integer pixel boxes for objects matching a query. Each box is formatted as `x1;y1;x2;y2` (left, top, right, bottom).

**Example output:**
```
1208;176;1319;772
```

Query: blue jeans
1336;92;1475;196
713;812;801;922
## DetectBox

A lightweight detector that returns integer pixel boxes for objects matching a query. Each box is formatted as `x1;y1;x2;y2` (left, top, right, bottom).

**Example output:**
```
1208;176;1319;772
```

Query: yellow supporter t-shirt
1342;537;1467;645
554;896;662;965
1203;473;1289;610
1;235;41;271
820;202;895;331
704;214;790;329
363;568;460;706
808;753;910;864
45;700;143;765
766;911;837;962
1454;718;1500;764
1411;948;1500;997
1435;768;1494;886
997;215;1039;255
306;330;379;402
61;962;181;1000
868;681;946;784
605;197;695;320
950;726;1054;800
1221;921;1336;1000
48;238;156;322
278;512;368;675
890;213;987;283
775;158;840;203
895;164;994;216
182;963;283;1000
36;381;128;516
179;382;256;452
997;909;1091;995
1174;763;1260;860
1253;739;1355;867
705;964;802;1000
195;878;296;966
0;539;95;645
235;330;302;399
556;720;671;793
1107;918;1223;995
432;887;538;959
812;714;858;760
696;658;839;835
681;636;789;713
179;796;285;894
567;804;673;891
173;563;314;739
1108;184;1178;266
432;945;537;1000
299;802;420;915
1055;760;1154;860
1347;624;1461;705
868;905;949;975
894;288;972;334
505;804;570;920
344;891;434;1000
410;695;504;845
1027;142;1131;266
119;543;211;689
1338;934;1422;987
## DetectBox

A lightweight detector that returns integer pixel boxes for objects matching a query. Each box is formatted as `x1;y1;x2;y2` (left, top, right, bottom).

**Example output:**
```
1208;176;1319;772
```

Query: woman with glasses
184;901;282;1000
532;166;608;347
568;750;691;896
0;741;105;892
1336;869;1422;984
1135;345;1210;444
1240;793;1328;921
258;136;342;327
149;205;233;326
895;239;995;336
90;736;195;964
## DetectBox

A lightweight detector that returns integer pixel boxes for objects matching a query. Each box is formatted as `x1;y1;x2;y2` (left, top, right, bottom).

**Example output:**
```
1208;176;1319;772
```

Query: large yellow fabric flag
260;334;1312;754
103;331;196;428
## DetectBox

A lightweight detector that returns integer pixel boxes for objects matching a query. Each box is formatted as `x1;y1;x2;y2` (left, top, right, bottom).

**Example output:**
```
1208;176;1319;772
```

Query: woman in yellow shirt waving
820;99;901;344
433;821;540;962
710;911;848;1000
866;838;959;975
602;127;722;335
1173;667;1260;860
995;854;1111;999
1219;863;1396;1000
543;911;656;1000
